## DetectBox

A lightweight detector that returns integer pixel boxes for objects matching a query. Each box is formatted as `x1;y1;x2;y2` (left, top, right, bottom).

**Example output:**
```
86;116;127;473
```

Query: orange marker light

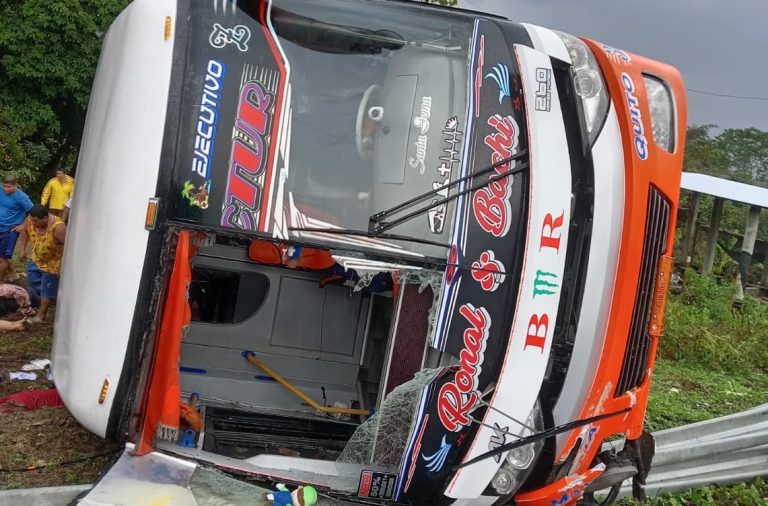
145;198;159;230
648;255;673;337
99;378;110;404
164;16;172;41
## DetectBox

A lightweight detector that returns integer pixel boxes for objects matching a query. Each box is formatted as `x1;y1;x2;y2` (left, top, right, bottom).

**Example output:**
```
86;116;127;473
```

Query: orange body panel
516;39;687;505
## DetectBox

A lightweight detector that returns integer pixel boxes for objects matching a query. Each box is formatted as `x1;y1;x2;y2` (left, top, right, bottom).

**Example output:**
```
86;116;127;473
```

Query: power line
685;88;768;101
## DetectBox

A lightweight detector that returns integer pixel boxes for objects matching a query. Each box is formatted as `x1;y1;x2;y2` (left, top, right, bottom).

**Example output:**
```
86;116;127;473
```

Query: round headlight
575;69;603;99
506;443;535;470
491;467;519;495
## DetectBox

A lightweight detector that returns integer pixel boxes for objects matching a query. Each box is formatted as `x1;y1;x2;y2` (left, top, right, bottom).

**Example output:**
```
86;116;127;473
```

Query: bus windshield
172;0;474;258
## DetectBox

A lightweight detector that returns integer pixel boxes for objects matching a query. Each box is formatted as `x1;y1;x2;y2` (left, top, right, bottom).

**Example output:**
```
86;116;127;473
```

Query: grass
645;358;768;432
661;270;768;373
645;270;768;433
0;313;120;490
619;478;768;506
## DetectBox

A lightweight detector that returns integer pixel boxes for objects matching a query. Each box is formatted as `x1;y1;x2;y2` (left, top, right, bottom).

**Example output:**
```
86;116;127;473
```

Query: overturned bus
54;0;687;504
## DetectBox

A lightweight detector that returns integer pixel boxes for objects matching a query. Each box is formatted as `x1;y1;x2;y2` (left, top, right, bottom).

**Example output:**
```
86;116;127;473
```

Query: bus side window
190;267;269;324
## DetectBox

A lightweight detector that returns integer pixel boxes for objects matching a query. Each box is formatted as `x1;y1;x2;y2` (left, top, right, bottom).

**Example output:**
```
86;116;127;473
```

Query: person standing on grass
0;174;33;283
41;169;74;217
18;205;66;324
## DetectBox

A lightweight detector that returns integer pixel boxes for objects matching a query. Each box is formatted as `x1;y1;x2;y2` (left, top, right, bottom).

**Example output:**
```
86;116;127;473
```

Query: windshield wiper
368;150;529;235
289;227;450;249
451;407;631;471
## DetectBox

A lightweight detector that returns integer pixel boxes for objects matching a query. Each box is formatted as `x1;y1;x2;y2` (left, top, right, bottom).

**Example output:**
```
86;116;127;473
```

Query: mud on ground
0;316;120;490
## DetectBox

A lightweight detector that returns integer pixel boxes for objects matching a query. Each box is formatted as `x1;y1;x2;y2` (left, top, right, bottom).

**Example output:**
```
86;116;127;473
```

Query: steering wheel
355;85;382;160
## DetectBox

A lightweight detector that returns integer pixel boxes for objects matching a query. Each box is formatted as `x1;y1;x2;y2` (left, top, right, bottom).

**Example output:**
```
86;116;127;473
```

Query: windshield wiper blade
289;227;450;249
368;150;529;235
451;407;631;471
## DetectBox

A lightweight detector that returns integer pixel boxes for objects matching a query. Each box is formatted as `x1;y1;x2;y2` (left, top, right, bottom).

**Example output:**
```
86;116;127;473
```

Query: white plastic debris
9;371;37;381
20;358;51;371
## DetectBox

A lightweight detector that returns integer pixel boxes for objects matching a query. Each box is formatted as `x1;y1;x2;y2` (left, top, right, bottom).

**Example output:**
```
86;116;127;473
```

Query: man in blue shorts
18;205;66;323
0;175;33;282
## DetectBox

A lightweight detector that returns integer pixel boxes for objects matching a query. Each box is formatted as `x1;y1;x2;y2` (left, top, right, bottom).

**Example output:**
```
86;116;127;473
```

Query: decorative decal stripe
262;0;292;232
271;84;292;239
395;388;433;500
446;44;573;499
433;20;481;350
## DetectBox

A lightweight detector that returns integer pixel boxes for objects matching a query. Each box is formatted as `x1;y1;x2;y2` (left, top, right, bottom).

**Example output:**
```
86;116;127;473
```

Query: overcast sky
460;0;768;132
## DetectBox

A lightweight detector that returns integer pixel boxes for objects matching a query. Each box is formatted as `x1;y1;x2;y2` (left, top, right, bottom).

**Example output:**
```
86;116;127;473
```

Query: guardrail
609;403;768;498
3;404;767;505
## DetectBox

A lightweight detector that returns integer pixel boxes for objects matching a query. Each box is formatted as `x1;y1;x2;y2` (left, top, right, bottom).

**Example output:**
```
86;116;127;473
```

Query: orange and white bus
54;0;686;504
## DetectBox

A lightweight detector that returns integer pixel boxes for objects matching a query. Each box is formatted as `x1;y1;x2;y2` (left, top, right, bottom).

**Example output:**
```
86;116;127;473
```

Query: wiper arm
451;407;631;471
289;227;450;249
368;150;529;235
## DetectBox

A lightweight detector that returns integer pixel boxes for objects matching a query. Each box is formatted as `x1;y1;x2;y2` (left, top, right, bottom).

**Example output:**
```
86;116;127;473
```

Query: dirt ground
0;315;120;490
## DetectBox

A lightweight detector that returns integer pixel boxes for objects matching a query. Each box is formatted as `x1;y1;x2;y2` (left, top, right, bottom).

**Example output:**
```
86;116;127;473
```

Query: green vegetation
0;0;129;193
622;270;768;505
660;270;768;373
646;358;768;432
620;478;768;506
645;269;768;431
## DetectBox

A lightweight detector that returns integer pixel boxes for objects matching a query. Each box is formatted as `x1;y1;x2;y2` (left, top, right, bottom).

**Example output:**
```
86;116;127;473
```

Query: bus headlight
491;467;519;495
506;439;536;470
555;31;610;147
490;402;545;495
643;75;675;152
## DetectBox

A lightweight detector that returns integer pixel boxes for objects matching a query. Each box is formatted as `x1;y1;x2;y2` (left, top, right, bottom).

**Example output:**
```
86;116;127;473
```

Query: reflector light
164;16;172;41
99;378;110;404
649;255;673;337
145;197;159;230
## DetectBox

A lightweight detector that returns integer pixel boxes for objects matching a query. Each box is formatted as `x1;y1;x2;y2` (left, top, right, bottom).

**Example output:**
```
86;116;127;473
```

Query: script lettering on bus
472;113;521;238
221;80;274;230
437;303;491;432
470;249;506;293
408;96;432;174
620;73;649;160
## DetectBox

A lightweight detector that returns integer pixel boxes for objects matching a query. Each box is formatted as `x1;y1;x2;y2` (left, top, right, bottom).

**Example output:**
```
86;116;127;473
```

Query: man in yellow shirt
18;205;66;323
41;169;75;217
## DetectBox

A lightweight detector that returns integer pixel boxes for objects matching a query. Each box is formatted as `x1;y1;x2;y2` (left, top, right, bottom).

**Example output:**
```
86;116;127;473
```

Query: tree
681;125;768;276
0;0;129;192
715;128;768;186
683;125;768;188
683;124;727;177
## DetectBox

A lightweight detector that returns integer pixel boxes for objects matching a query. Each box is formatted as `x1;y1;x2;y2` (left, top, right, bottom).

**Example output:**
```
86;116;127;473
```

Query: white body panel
516;20;629;463
446;45;573;499
52;0;177;437
552;105;625;449
521;23;571;63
